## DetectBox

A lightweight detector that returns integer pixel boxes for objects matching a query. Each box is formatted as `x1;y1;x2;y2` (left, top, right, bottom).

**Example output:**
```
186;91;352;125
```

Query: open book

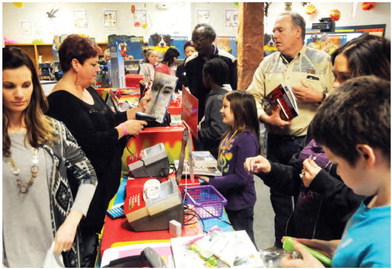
144;72;177;123
263;84;299;120
171;230;262;268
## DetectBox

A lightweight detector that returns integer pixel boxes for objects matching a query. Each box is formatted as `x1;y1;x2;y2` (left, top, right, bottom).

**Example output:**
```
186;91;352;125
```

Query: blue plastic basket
184;185;227;219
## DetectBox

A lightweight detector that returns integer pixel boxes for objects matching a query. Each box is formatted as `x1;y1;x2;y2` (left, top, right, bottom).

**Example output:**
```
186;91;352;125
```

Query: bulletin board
108;34;144;60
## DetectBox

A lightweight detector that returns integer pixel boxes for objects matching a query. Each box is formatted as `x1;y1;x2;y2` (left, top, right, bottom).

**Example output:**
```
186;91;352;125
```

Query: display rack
4;42;108;71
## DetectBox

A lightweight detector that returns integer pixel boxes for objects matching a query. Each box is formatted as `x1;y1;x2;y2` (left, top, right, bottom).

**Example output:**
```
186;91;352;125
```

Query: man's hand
260;106;291;128
244;155;272;174
292;81;324;103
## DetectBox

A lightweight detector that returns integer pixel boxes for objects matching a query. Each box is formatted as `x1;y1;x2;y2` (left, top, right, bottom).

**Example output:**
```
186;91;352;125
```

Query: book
263;84;299;120
170;230;263;268
192;151;217;167
174;160;222;177
144;72;177;123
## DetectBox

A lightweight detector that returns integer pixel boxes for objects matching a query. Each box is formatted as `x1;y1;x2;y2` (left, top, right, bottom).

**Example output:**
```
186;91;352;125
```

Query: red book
263;84;299;120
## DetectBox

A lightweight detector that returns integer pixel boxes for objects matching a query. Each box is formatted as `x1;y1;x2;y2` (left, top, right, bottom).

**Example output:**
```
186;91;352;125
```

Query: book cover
192;151;217;167
263;84;299;120
144;72;177;123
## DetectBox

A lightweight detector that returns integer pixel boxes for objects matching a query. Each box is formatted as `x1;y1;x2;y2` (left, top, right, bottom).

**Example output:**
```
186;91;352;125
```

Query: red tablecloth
100;212;203;256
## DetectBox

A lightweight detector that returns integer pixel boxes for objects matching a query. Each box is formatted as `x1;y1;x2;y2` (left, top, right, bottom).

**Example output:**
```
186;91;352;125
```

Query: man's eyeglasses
191;36;208;44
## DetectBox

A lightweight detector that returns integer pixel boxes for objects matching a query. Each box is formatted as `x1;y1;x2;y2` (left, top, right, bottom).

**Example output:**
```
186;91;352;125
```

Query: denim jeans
226;206;257;250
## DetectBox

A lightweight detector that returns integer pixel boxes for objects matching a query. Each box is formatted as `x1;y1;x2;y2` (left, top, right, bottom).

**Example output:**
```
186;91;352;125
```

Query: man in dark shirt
185;23;237;121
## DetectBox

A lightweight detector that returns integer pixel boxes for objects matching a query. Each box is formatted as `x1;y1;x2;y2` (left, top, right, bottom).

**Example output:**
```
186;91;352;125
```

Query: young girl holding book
199;91;260;247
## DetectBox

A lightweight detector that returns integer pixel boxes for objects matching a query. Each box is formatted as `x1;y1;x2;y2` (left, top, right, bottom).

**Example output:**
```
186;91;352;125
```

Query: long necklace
6;147;39;194
218;130;238;160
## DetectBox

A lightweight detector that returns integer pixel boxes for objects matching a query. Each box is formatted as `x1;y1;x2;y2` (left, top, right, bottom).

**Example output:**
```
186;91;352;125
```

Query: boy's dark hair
58;34;101;72
225;91;260;139
183;41;193;51
331;33;391;81
162;47;180;66
311;76;390;166
202;58;229;86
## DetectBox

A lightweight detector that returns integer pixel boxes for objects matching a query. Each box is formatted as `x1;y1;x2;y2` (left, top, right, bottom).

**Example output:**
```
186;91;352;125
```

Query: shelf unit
5;43;108;71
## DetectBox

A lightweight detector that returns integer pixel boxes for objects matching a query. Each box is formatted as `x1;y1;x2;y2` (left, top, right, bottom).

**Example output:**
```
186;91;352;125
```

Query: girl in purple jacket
200;91;260;247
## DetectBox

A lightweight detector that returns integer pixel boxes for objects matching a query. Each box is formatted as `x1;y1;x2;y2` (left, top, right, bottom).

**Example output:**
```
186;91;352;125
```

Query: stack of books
175;151;222;177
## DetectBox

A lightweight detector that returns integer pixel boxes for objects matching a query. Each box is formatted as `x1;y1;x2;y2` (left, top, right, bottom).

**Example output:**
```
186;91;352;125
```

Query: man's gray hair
279;12;306;42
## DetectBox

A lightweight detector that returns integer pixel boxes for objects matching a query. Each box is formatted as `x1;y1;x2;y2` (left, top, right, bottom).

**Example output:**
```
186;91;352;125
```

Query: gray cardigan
42;119;97;267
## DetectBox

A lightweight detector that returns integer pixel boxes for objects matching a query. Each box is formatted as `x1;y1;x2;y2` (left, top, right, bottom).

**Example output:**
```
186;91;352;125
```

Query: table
99;176;233;266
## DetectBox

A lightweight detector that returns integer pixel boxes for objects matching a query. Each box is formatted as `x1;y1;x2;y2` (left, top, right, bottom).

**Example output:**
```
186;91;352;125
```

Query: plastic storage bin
184;185;227;219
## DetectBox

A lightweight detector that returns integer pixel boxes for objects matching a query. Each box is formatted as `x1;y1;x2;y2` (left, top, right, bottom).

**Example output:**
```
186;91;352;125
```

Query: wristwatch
318;91;327;104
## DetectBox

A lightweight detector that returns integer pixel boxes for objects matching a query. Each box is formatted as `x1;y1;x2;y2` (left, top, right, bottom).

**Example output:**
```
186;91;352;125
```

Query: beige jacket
247;45;334;137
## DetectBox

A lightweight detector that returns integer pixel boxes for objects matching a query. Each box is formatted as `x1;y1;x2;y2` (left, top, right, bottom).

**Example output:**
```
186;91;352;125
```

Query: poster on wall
216;36;237;57
104;10;117;29
197;10;210;24
74;9;88;28
305;32;363;55
20;21;31;35
134;9;146;28
108;35;144;60
225;10;238;27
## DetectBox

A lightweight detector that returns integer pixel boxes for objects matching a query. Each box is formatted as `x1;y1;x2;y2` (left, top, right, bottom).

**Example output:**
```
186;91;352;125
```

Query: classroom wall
264;2;391;37
2;2;390;44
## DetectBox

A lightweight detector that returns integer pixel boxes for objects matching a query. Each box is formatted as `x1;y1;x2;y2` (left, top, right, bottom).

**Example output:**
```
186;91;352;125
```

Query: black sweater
258;150;364;241
47;87;127;232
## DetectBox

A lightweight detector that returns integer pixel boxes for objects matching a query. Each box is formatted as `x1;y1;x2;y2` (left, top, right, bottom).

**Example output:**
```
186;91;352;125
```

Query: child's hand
300;157;322;187
244;155;271;174
197;175;210;183
279;240;325;268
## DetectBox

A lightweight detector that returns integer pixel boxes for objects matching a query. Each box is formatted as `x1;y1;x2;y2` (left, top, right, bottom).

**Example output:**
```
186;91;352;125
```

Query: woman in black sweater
46;34;150;266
